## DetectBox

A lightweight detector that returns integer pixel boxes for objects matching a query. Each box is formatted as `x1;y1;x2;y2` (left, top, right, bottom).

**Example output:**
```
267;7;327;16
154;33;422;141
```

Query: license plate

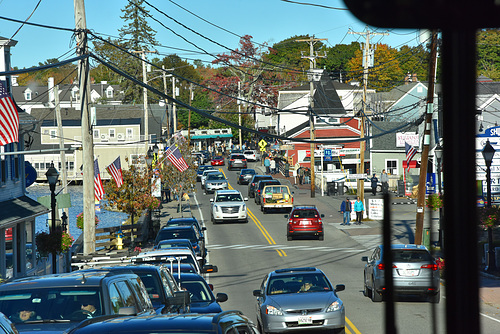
298;316;312;325
399;269;418;276
300;221;311;225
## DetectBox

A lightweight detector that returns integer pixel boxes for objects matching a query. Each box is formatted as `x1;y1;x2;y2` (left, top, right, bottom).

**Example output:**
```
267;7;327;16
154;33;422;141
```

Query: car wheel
343;186;349;194
287;235;292;241
333;327;346;334
318;234;324;241
377;185;382;193
262;207;267;214
429;291;440;303
371;278;382;302
363;274;371;298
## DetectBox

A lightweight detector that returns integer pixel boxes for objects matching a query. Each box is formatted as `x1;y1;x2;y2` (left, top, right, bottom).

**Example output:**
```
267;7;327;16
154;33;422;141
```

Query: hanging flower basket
76;212;99;230
426;193;443;211
35;231;74;257
478;205;500;229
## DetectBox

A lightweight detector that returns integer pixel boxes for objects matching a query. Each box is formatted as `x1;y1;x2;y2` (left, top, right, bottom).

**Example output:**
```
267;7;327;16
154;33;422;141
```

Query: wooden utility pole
74;0;95;254
162;65;171;139
415;30;439;245
296;36;327;198
188;83;193;146
348;29;388;204
238;81;243;149
172;77;177;133
54;85;69;232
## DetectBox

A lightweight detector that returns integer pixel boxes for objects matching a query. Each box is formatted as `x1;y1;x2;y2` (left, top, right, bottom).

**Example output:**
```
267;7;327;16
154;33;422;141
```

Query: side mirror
253;290;263;297
202;226;207;231
284;214;289;218
335;284;345;292
201;264;218;273
361;256;368;262
210;198;214;202
170;290;191;307
320;214;325;218
216;293;228;303
244;197;249;201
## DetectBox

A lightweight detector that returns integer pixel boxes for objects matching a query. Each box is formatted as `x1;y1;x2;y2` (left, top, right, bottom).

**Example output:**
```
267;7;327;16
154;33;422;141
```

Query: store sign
396;132;420;147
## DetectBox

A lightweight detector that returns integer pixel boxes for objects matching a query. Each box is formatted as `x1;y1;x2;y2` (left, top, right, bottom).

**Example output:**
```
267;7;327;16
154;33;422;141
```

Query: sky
0;0;422;70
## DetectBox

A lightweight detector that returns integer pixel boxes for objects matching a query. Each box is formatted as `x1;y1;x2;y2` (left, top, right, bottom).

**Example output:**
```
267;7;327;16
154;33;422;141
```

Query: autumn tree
16;58;77;86
477;29;500;80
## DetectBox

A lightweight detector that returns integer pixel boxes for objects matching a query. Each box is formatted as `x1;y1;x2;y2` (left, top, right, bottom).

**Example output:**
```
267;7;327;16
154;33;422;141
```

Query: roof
291;205;318;210
0;196;50;228
214;189;240;194
273;267;319;275
0;270;119;289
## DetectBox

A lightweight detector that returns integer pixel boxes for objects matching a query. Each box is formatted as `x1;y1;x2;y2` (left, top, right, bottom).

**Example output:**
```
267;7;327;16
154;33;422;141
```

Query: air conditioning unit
101;134;108;142
117;134;124;141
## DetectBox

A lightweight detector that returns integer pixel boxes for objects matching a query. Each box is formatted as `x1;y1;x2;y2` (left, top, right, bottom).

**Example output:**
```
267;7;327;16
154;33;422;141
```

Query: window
50;130;56;139
106;87;114;98
24;88;32;101
126;128;133;138
108;284;125;314
386;159;398;175
114;281;135;308
109;129;115;138
93;129;100;139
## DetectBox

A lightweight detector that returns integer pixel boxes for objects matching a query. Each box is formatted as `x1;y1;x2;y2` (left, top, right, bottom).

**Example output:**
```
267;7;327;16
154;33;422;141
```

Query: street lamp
435;144;443;248
45;162;59;274
482;139;496;273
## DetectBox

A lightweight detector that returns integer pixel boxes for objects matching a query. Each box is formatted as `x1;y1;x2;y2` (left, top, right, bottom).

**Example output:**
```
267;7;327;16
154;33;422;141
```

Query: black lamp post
435;144;443;248
45;163;59;274
482;139;497;273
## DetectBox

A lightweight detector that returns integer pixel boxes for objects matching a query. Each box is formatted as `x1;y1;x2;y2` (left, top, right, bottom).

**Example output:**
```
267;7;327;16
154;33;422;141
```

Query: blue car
174;273;227;313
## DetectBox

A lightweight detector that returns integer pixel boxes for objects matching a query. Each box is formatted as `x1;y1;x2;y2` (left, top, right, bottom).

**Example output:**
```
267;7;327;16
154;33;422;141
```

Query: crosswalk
207;243;368;253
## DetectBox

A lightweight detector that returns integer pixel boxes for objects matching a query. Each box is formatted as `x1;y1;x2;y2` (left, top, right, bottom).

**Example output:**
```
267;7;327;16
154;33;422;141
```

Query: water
26;184;129;243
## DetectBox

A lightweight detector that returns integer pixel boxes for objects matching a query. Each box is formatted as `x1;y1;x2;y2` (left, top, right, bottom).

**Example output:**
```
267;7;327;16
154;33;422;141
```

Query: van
260;185;293;214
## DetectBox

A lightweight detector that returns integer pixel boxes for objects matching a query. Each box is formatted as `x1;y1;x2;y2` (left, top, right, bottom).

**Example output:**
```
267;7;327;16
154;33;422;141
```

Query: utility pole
172;77;177;133
188;83;193;147
54;85;69;232
415;30;439;245
238;81;243;149
74;0;95;255
162;65;170;139
348;29;388;204
296;36;327;198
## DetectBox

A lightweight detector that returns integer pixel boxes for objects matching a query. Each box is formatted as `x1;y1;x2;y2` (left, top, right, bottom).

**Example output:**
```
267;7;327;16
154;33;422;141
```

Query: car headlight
242;204;246;211
326;300;343;312
214;205;220;212
266;305;283;316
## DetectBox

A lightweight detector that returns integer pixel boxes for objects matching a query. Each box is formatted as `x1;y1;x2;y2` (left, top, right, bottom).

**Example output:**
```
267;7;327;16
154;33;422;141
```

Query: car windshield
0;288;101;323
207;174;225;180
157;229;196;241
135;273;165;303
259;181;280;189
216;194;243;202
232;155;245;159
241;169;255;175
157;241;191;249
264;186;289;194
267;274;332;295
179;281;214;302
292;209;319;219
392;249;434;262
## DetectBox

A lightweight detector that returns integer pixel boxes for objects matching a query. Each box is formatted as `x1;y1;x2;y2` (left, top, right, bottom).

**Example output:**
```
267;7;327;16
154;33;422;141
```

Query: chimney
412;73;418;82
48;77;55;104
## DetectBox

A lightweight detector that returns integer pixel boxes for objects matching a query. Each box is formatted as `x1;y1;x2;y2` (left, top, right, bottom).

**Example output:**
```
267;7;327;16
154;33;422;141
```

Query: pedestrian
294;162;300;184
298;167;304;185
340;197;352;225
354;196;364;224
264;156;271;174
284;161;290;178
270;158;276;175
371;173;379;196
381;169;389;194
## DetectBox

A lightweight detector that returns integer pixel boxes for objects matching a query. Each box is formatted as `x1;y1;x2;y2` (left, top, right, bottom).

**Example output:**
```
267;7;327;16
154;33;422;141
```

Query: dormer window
71;86;79;99
24;88;32;101
106;86;114;98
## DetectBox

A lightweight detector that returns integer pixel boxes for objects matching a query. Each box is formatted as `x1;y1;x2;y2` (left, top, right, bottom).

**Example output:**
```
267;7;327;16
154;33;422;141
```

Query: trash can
337;182;344;196
397;180;405;197
327;182;336;196
423;228;431;249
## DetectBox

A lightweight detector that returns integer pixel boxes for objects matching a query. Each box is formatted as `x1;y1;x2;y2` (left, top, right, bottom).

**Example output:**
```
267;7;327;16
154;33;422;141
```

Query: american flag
94;159;105;201
165;145;189;172
405;142;417;171
0;81;19;146
106;156;123;188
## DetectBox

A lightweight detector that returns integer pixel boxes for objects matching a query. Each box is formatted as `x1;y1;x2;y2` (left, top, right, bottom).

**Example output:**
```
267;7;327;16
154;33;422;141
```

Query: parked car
254;179;281;205
201;169;219;188
243;149;259;162
132;249;217;275
173;273;228;313
210;189;248;224
361;244;440;303
196;165;215;182
253;267;345;334
261;185;294;214
0;312;18;334
338;177;382;194
165;217;206;241
237;168;256;185
153;238;197;256
228;154;247;170
211;156;225;166
248;174;273;198
198;150;211;162
154;225;206;261
0;269;155;333
286;205;325;241
65;310;259;334
204;172;228;194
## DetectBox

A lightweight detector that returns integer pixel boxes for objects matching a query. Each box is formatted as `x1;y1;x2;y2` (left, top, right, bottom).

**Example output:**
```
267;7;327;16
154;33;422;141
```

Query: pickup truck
260;185;293;214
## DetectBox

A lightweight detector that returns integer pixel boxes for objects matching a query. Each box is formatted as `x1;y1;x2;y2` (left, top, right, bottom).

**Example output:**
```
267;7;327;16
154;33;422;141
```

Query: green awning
190;133;233;139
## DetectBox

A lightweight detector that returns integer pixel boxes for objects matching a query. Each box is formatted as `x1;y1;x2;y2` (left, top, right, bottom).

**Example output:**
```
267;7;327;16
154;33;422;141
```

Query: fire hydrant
115;231;123;250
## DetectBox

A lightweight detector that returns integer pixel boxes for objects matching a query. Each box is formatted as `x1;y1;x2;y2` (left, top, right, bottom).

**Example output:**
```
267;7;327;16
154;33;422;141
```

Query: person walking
298;167;304;185
354;196;364;225
264;156;271;174
381;169;389;194
270;158;276;175
371;173;379;196
340;198;352;225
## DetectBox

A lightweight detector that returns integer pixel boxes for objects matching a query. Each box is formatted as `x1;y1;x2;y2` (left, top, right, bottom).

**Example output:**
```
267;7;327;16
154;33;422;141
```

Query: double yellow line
221;169;286;257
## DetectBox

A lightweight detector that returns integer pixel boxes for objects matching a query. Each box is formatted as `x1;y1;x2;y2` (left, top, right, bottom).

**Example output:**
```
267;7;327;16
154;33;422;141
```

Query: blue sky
0;0;421;70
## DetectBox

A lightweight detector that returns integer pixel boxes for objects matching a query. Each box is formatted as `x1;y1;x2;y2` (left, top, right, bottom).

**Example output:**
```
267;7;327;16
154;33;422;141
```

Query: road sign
324;149;332;156
260;147;266;152
258;139;267;148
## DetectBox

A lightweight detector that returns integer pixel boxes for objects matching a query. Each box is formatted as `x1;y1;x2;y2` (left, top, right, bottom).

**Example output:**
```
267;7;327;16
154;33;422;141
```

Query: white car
210;190;248;224
132;248;217;275
201;169;219;189
243;150;259;162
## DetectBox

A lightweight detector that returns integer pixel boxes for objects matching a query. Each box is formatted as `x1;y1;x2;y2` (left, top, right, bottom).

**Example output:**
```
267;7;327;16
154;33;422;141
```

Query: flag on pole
0;81;19;146
106;156;123;188
94;159;105;201
165;145;189;172
405;142;417;171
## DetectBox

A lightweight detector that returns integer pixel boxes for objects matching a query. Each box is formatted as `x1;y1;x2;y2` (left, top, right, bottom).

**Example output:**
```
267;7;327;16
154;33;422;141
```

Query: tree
477;29;500;81
318;42;360;82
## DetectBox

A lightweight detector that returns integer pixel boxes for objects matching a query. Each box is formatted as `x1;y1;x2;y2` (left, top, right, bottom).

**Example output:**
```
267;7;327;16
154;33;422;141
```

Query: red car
211;156;225;166
286;206;324;241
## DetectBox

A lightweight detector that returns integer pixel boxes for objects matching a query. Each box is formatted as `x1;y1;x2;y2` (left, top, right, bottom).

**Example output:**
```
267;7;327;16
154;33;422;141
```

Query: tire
318;234;324;241
287;235;292;241
377;185;382;193
262;206;266;214
371;278;383;302
429;291;440;303
334;327;346;334
363;274;371;298
343;186;349;194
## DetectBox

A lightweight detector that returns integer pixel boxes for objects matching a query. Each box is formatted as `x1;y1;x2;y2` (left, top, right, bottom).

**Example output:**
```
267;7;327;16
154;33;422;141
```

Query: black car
254;179;281;205
228;154;247;170
66;311;259;334
154;225;206;260
173;273;228;313
237;168;256;185
0;269;155;333
248;174;273;198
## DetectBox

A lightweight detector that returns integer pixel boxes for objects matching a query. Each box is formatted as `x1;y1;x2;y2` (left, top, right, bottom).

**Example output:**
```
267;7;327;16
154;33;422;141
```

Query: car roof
159;225;196;232
157;238;192;244
271;267;321;276
215;189;240;195
167;217;199;223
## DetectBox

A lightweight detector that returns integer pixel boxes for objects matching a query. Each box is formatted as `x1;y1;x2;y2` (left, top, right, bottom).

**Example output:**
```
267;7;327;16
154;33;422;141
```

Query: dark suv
155;225;206;260
286;206;325;241
0;269;155;333
247;174;273;198
165;217;206;259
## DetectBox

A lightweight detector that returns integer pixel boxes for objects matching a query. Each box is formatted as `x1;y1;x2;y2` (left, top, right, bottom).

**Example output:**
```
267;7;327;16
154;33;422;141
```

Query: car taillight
263;198;266;203
251;183;255;186
230;159;234;161
377;263;397;270
257;189;261;194
291;197;294;204
421;264;438;271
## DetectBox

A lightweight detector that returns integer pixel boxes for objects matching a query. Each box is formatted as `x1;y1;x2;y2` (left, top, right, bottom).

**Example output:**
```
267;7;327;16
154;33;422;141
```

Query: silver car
253;267;345;334
204;172;228;194
210;190;248;224
361;244;440;303
201;169;218;188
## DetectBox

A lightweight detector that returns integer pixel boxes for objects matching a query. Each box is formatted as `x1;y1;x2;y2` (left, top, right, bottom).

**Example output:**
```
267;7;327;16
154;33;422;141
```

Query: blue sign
324;149;332;156
324;156;332;161
426;173;436;195
25;161;37;187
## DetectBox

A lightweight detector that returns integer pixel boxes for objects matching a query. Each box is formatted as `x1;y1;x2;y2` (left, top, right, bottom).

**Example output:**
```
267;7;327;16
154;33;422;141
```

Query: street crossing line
208;243;364;253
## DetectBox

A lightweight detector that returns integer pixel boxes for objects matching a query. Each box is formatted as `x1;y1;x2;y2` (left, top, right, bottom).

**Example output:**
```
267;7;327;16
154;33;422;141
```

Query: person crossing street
340;198;352;225
354;196;364;225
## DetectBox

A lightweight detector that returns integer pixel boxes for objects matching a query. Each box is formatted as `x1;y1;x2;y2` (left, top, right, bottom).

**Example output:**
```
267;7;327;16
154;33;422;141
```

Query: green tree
477;29;500;80
318;42;360;82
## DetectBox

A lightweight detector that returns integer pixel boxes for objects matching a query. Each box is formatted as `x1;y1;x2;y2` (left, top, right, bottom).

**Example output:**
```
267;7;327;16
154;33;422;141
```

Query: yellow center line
219;170;286;257
346;316;361;334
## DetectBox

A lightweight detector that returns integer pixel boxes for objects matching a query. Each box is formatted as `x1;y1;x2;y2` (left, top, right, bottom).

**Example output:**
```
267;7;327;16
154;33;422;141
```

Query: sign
342;158;360;164
426;173;436;194
258;139;267;148
368;199;384;220
324;149;332;156
280;144;295;150
260;147;266;152
396;132;420;147
339;148;360;155
348;174;367;179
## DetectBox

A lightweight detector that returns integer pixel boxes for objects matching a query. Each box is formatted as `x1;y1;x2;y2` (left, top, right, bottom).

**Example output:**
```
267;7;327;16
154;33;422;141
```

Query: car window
232;154;245;159
181;281;213;302
207;174;225;180
129;277;153;311
158;229;196;241
264;186;289;194
216;194;243;202
292;209;319;218
392;250;433;262
136;273;162;304
114;281;136;308
108;284;125;314
268;273;332;295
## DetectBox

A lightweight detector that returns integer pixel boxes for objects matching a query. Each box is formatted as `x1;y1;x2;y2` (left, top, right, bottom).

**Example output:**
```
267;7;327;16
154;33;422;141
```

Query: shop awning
190;133;233;139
